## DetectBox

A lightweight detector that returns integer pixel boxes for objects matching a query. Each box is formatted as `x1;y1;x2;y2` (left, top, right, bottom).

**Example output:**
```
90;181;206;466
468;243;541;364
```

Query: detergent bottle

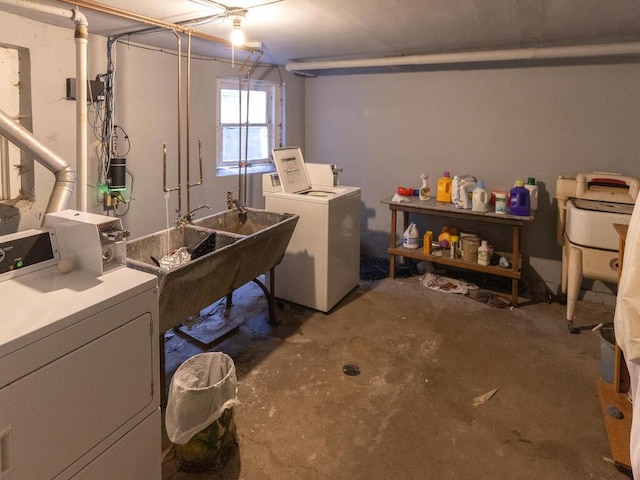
525;177;538;211
472;180;489;213
509;180;531;216
436;171;452;203
419;174;431;200
402;222;420;249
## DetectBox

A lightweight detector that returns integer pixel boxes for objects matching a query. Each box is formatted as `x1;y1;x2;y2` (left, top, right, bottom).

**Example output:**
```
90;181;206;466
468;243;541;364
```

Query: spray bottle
419;174;431;200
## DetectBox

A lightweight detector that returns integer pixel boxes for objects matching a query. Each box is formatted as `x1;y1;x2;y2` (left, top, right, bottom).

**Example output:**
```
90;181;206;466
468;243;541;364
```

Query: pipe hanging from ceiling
286;42;640;73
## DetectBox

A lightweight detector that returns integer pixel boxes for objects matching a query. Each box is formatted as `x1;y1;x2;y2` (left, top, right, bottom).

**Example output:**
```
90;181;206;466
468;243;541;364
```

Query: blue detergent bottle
509;180;530;216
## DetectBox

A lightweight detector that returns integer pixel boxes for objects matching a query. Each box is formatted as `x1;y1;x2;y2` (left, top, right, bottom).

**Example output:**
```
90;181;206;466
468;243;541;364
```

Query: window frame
216;77;284;175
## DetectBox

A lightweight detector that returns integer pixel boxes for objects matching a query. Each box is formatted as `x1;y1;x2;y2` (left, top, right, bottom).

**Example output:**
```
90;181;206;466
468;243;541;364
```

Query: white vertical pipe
75;19;88;211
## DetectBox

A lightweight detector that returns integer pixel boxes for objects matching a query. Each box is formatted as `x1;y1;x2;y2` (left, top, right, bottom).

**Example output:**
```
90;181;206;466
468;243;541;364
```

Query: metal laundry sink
126;209;298;333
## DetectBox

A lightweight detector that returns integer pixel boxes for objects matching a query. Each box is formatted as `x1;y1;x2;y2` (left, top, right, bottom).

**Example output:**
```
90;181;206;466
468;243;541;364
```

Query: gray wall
304;63;640;294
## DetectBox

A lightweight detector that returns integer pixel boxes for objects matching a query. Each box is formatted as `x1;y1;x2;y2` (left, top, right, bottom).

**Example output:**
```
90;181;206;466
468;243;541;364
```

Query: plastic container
525;177;538;211
510;180;531;216
477;240;490;266
472;180;489;213
450;234;460;258
495;192;508;214
436;171;452;203
419;174;431;201
403;222;420;249
423;230;433;255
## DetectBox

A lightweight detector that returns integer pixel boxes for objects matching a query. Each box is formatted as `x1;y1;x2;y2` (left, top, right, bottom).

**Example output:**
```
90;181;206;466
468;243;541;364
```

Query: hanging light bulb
230;16;245;46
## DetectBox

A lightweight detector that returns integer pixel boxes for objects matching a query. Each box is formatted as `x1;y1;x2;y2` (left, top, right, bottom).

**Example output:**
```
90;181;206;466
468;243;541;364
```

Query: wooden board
596;378;632;471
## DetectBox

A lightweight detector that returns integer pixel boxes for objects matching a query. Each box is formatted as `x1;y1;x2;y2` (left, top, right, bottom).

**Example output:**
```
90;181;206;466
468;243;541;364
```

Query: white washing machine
263;147;361;312
0;213;161;479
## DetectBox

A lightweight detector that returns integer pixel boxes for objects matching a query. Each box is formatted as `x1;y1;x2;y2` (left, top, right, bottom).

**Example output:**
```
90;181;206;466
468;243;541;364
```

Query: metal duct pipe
0;0;88;211
0;108;75;219
286;42;640;73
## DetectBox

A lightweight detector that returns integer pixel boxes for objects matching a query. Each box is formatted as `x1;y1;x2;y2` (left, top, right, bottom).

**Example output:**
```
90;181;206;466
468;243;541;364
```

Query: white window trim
216;77;284;176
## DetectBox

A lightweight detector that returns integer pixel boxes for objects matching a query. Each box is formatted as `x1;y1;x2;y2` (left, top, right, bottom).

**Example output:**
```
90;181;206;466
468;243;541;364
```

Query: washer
264;147;361;312
556;173;639;329
0;215;160;479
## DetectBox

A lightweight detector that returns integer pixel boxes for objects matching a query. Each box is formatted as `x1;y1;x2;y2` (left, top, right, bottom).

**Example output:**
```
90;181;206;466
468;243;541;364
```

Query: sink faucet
233;199;247;215
176;205;210;227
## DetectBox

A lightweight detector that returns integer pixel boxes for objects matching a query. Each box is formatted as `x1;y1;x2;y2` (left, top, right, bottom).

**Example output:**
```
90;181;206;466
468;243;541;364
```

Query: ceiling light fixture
230;14;245;46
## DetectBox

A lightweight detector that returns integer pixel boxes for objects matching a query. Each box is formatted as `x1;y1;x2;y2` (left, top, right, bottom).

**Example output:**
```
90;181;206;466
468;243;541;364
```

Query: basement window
216;77;283;176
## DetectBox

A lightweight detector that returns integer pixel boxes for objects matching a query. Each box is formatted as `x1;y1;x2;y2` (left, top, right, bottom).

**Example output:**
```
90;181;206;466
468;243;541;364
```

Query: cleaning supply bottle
436;171;452;203
423;230;433;255
419;174;431;200
509;180;531;216
525;177;538;211
472;180;489;213
477;240;490;266
402;222;420;249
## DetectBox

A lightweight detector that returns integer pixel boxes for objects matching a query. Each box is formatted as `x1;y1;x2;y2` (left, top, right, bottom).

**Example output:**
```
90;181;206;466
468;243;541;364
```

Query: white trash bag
166;352;240;445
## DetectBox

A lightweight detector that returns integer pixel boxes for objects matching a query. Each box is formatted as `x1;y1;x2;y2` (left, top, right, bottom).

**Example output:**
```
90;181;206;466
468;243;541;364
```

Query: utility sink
193;208;288;235
126;208;298;333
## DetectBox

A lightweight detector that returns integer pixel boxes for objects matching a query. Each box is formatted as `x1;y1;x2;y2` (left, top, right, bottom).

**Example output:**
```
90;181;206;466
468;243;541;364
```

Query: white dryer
263;147;361;312
0;214;161;479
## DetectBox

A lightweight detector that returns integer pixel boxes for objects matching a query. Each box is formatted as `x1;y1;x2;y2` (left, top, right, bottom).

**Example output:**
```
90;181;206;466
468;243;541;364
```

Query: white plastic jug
472;180;489;213
525;177;538;211
403;222;420;249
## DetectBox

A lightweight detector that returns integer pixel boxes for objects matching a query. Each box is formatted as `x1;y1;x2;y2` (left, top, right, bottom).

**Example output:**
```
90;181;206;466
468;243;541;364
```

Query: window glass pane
222;125;269;163
221;89;268;124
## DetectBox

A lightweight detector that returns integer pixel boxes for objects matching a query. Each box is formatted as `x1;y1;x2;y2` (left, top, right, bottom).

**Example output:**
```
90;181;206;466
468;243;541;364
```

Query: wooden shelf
388;245;521;280
595;223;631;473
596;379;632;471
382;197;534;305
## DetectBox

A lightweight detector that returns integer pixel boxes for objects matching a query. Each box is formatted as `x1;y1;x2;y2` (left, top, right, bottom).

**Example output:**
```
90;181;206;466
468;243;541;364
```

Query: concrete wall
0;12;106;231
0;12;305;241
304;63;640;295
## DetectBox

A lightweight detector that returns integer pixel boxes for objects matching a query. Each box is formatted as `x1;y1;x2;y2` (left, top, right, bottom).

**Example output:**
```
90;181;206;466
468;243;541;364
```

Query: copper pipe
186;32;191;212
174;30;182;214
57;0;256;53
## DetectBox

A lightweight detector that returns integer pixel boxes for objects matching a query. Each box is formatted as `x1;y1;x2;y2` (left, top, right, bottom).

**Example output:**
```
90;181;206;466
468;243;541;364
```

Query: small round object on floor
57;258;75;274
343;364;361;376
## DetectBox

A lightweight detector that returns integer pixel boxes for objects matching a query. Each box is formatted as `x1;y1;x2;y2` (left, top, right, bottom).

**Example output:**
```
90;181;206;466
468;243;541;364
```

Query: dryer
263;147;361;312
0;212;160;479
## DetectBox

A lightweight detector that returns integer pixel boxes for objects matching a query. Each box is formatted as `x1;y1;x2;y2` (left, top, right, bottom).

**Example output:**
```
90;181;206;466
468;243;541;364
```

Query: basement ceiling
3;0;640;68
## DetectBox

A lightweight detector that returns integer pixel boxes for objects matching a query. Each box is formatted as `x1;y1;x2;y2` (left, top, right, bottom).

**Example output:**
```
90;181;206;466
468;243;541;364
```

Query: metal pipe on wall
286;42;640;73
0;0;86;212
0;108;75;217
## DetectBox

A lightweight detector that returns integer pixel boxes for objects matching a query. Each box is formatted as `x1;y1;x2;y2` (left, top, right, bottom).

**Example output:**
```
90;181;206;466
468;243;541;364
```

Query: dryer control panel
0;229;59;281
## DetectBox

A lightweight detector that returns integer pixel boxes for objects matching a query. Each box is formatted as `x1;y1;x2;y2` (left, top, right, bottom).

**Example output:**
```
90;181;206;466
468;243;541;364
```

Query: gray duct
0;108;75;220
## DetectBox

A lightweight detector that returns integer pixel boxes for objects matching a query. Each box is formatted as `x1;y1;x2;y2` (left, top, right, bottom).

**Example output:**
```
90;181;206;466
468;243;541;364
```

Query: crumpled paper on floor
420;272;477;295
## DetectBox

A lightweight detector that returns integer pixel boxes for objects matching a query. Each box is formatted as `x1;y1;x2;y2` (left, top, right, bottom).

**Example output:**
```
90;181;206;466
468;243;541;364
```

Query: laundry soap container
437;171;452;203
509;180;531;216
472;180;489;213
525;177;538;211
403;222;420;249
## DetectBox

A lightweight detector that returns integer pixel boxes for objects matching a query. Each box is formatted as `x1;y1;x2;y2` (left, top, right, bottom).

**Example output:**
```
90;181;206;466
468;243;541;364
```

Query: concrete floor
161;273;629;480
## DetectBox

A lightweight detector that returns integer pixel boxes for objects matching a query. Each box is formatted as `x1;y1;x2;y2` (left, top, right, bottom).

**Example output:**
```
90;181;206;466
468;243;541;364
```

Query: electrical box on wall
65;78;105;102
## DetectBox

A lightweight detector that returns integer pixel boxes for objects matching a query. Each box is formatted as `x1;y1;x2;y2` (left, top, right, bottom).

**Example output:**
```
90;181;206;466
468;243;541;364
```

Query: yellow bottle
436;171;452;203
423;231;433;255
